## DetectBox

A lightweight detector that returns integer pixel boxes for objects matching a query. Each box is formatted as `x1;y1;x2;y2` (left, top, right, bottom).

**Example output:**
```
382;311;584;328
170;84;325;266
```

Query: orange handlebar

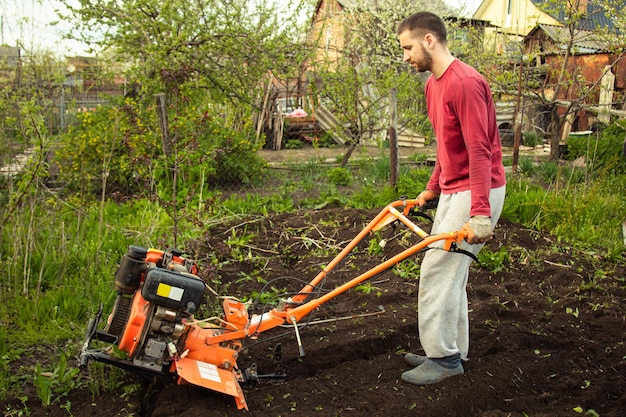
263;199;468;326
208;199;469;343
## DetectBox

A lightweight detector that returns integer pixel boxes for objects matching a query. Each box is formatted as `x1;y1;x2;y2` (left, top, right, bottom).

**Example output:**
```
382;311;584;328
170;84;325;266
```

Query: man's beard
413;44;433;73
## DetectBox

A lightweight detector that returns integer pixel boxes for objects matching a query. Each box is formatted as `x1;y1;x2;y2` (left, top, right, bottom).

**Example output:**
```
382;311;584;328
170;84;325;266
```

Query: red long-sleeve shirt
425;59;506;217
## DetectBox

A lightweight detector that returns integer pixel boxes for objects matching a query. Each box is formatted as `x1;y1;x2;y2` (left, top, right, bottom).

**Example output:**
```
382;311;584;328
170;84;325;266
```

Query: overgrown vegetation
1;0;625;413
3;109;626;417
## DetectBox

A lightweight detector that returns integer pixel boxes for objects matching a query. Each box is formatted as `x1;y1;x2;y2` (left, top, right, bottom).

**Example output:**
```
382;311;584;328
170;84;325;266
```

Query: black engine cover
141;268;205;313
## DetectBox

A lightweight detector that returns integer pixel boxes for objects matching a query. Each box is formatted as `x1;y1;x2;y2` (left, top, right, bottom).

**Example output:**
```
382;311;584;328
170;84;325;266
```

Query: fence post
599;65;615;125
389;88;399;189
155;93;173;157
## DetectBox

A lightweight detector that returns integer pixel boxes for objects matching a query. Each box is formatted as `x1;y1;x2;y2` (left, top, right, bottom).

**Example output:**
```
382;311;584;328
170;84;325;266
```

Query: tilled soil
4;207;626;417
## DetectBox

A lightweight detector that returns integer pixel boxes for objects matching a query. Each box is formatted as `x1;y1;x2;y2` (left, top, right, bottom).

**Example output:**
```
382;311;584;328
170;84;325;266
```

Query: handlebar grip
421;198;439;210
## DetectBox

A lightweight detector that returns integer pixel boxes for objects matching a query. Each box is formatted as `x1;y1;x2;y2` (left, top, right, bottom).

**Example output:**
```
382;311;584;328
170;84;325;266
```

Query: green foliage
248;286;287;306
367;233;384;255
284;139;304;149
566;124;626;175
55;98;159;196
55;96;268;198
86;362;127;399
354;282;381;296
502;178;548;225
536;160;560;183
345;164;430;209
0;197;180;346
348;184;398;209
327;167;353;186
522;131;542;147
221;192;294;216
33;352;80;407
0;345;26;402
61;0;312;105
198;118;268;186
503;172;626;258
477;247;509;273
518;156;537;176
393;258;421;280
396;167;432;195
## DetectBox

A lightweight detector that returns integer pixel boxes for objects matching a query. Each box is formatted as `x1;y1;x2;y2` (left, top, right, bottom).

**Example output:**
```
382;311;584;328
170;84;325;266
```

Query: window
505;0;513;27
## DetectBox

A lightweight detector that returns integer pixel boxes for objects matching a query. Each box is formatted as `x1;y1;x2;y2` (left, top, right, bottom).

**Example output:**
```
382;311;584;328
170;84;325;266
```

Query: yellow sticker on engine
156;283;184;301
156;283;172;298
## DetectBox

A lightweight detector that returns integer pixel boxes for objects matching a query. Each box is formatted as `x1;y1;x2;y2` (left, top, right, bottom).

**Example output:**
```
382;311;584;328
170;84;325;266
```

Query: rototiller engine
80;198;470;410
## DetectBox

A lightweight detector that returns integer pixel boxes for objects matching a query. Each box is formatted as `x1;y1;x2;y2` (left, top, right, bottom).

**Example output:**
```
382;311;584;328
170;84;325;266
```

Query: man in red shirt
396;12;507;385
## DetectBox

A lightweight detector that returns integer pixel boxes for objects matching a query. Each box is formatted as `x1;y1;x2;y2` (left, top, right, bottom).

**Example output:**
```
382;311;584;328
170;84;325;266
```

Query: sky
1;0;484;57
1;0;90;55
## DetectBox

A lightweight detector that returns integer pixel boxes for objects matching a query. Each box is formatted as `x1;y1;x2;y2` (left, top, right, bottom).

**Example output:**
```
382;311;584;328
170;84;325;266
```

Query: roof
313;0;354;14
530;0;620;32
529;24;614;54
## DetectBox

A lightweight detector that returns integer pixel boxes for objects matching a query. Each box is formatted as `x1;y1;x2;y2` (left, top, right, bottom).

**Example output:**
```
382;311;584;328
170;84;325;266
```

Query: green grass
1;133;626;405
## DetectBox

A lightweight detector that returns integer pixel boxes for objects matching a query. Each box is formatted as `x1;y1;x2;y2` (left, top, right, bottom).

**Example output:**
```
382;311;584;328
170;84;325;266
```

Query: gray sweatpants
418;185;506;360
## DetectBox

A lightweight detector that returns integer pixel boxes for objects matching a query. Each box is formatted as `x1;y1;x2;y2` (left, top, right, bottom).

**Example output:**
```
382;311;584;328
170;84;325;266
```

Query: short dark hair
396;12;447;43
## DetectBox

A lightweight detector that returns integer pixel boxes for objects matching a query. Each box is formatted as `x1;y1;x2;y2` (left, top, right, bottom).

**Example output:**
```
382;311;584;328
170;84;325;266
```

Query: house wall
307;0;348;70
474;0;560;55
544;53;626;130
545;54;622;100
474;0;560;36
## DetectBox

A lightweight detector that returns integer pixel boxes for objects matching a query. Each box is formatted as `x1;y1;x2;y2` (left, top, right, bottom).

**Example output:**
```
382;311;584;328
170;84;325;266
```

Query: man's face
398;30;432;73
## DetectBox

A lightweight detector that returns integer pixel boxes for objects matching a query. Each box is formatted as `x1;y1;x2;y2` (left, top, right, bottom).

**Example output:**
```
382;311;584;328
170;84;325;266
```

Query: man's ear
422;33;435;49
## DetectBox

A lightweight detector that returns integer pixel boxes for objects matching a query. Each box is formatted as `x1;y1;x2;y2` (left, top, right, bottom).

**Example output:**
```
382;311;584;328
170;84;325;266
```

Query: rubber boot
401;358;464;385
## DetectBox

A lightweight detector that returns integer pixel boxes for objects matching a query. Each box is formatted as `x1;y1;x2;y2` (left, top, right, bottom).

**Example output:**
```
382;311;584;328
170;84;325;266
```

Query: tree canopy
60;0;315;104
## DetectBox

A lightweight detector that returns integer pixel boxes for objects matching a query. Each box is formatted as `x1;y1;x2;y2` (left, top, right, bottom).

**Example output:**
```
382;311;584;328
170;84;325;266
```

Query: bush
55;98;159;196
197;118;267;186
566;124;626;174
284;139;304;149
54;97;268;198
327;167;353;186
522;131;542;147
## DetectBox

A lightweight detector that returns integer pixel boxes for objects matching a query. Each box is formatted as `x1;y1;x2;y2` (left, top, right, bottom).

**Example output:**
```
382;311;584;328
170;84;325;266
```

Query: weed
33;352;80;407
284;139;304;149
477;247;509;272
367;234;384;255
522;131;542;147
579;269;609;292
566;307;580;318
86;362;127;400
573;406;599;416
0;345;26;402
60;401;73;416
3;396;29;416
518;156;536;175
121;383;142;401
248;286;287;306
393;258;420;280
354;282;381;297
537;160;559;183
327;167;353;186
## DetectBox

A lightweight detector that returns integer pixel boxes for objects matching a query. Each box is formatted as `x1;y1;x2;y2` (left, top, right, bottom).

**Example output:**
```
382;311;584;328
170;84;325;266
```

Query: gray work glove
468;216;493;240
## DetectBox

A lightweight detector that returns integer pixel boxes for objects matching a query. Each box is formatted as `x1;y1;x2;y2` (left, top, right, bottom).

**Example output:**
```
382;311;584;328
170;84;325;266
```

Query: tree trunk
548;109;560;161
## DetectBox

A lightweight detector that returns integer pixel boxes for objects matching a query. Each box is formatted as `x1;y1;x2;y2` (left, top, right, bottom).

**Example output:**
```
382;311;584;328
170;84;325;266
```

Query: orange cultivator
80;198;468;410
